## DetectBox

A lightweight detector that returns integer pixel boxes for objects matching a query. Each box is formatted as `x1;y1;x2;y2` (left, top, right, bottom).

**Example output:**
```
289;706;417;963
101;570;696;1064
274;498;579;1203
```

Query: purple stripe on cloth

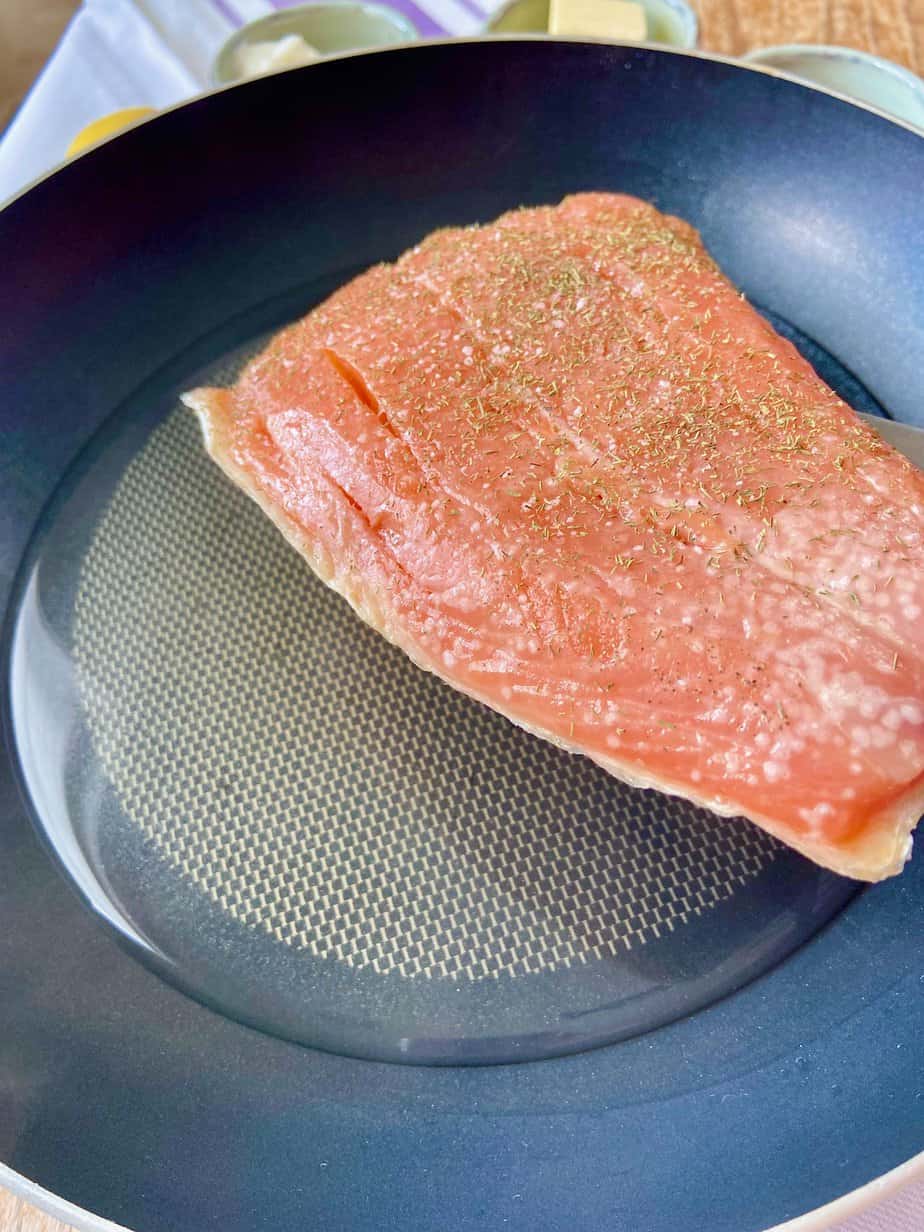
447;0;488;19
271;0;446;35
387;0;445;34
209;0;244;25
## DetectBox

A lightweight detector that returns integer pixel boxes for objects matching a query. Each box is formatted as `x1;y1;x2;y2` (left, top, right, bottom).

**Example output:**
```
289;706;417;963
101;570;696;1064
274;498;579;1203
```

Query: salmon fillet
184;193;924;881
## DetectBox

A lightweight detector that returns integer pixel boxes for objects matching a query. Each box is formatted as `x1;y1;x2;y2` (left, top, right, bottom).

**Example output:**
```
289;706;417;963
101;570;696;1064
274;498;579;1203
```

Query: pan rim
4;1145;923;1232
1;36;921;217
1;40;922;1232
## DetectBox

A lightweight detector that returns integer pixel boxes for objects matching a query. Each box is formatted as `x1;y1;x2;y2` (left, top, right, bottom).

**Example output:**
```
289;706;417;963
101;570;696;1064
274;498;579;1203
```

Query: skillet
1;39;922;1232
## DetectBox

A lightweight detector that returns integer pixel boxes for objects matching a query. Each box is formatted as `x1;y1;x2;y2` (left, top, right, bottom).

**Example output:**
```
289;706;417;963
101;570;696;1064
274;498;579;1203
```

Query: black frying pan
1;39;922;1232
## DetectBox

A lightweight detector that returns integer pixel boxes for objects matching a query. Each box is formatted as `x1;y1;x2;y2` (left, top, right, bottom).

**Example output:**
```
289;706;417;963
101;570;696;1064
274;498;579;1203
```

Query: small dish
212;2;418;85
487;0;697;49
744;44;924;131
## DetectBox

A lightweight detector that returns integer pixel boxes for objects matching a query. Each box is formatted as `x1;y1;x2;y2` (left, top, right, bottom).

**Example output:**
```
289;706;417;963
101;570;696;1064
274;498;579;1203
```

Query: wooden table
2;0;923;1228
0;1191;78;1232
698;0;922;72
0;0;78;131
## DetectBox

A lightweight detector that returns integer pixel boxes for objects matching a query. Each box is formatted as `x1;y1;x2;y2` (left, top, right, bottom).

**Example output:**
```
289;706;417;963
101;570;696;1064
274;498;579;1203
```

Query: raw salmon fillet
184;193;924;880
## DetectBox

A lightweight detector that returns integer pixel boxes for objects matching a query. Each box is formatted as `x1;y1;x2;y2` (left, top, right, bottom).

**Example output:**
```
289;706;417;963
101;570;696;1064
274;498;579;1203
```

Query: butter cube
235;34;322;80
549;0;647;41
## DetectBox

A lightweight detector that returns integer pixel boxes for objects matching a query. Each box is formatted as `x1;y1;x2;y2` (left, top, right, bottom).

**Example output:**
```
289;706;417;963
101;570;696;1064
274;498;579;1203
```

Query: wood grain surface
2;0;923;1229
697;0;923;70
0;1190;91;1232
0;0;78;130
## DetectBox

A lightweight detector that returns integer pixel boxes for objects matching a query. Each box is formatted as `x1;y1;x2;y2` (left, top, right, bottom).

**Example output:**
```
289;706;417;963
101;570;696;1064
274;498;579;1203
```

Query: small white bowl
487;0;697;50
744;44;924;131
212;2;418;85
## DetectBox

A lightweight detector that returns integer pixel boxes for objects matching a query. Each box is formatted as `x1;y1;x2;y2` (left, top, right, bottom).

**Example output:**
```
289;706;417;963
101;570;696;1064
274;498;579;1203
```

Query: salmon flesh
184;194;924;880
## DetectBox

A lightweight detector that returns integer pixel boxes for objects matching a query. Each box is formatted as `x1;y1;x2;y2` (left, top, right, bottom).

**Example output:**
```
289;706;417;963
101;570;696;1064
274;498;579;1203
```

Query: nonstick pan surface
1;39;922;1232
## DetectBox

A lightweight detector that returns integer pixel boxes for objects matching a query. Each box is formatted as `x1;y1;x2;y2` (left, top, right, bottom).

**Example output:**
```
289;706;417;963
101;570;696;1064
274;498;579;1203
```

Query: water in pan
6;275;870;1064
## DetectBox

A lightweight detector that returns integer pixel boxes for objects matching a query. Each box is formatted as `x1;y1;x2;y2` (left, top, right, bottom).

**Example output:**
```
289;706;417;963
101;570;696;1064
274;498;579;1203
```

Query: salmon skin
184;193;924;881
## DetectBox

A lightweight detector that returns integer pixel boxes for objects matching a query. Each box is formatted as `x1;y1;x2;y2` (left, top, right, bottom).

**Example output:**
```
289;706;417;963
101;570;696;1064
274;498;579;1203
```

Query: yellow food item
67;107;157;157
548;0;647;40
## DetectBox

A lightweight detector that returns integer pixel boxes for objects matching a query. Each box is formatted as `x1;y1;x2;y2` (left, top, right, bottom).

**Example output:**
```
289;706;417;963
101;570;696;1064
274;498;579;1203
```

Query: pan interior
6;282;863;1064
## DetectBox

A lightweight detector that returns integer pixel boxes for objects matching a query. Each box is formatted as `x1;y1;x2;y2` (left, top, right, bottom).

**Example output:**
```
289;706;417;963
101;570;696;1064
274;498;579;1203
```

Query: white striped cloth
0;0;487;203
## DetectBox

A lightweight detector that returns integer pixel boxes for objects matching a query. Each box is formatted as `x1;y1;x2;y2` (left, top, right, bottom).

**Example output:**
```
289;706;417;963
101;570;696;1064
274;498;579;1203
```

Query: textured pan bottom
7;297;862;1062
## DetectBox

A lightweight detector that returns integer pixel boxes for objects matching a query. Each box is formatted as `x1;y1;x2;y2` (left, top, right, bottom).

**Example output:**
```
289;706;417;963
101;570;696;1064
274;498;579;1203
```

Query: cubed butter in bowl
487;0;696;49
549;0;646;40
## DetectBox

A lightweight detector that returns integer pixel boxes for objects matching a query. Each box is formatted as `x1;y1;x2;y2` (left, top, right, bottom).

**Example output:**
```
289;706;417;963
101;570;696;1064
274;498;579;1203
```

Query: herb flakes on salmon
184;193;924;881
